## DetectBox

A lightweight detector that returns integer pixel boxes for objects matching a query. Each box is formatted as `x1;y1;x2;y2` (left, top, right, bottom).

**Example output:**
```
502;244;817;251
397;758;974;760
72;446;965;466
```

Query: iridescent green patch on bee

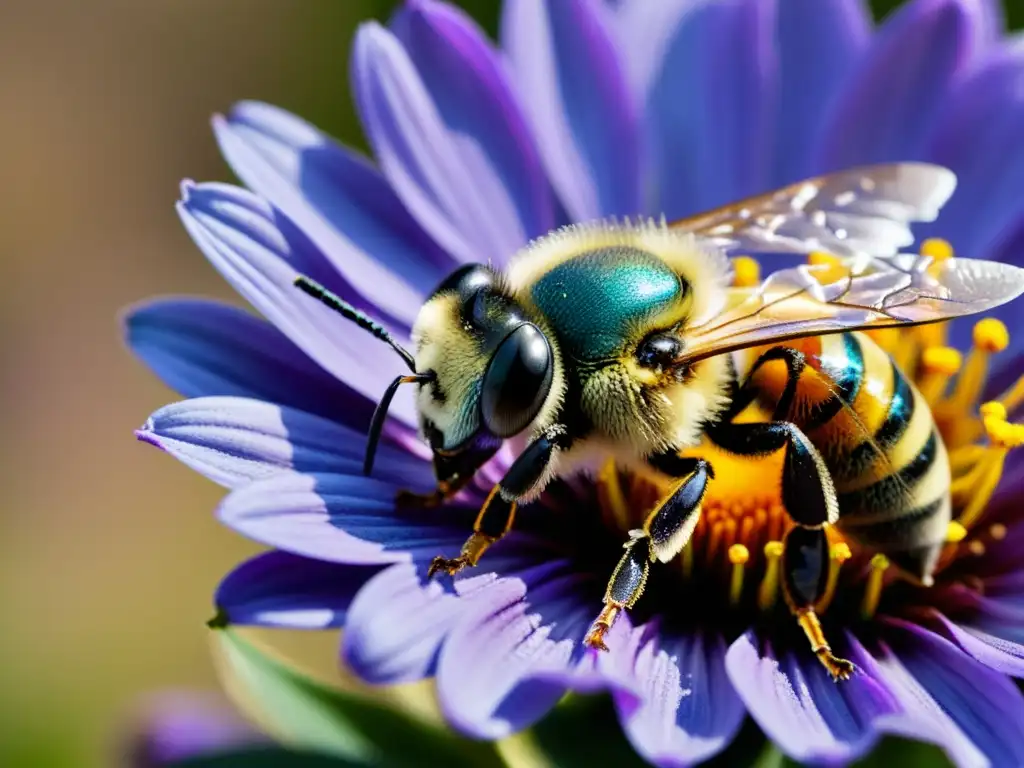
530;247;683;360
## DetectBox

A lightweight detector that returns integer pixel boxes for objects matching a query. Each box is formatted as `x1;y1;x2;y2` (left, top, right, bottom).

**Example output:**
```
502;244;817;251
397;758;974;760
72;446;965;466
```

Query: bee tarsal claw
427;555;468;578
583;624;612;652
818;650;856;681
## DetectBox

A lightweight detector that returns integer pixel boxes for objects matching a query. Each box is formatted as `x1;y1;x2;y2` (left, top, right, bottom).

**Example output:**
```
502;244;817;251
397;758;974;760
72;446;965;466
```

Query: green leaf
850;736;952;768
211;628;501;768
173;747;364;767
529;694;646;768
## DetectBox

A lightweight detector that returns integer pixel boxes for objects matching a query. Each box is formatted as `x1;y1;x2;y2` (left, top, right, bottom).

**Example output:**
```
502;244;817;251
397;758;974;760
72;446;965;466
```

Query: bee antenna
293;275;417;372
363;371;435;476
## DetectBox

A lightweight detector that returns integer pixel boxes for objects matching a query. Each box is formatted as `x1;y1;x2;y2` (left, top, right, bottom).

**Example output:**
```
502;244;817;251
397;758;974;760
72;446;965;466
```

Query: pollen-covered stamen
757;541;784;611
860;554;890;619
954;401;1024;528
728;544;749;605
816;541;852;613
730;255;761;288
920;237;955;262
919;346;962;405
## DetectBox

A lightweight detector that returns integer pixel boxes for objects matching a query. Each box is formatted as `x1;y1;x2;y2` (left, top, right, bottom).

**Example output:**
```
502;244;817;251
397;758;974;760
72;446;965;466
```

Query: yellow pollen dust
920;237;954;261
731;256;761;288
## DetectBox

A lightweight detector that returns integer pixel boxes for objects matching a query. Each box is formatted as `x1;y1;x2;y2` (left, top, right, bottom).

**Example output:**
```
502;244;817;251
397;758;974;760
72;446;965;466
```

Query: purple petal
934;611;1024;677
126;691;267;766
875;619;1024;767
214;102;450;327
217;470;467;566
815;0;984;171
772;0;870;185
177;182;417;425
501;0;643;220
342;561;462;684
436;558;599;738
390;0;555;249
602;623;745;767
214;550;376;629
725;630;900;764
124;299;371;428
638;0;775;219
923;50;1024;260
137;397;427;489
352;22;526;265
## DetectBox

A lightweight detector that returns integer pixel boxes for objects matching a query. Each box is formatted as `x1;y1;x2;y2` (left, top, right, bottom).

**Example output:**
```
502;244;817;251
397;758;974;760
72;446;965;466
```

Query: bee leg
427;426;565;578
783;526;855;681
707;419;854;681
584;458;712;650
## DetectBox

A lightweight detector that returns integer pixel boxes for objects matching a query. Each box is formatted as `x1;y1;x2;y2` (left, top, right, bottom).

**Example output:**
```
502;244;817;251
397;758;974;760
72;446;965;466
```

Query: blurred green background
0;1;1020;766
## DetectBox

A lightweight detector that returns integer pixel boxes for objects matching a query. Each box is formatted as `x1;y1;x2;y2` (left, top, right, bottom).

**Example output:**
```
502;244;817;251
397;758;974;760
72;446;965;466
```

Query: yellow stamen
950;319;1008;413
728;544;749;605
816;541;852;613
921;237;954;261
598;459;630;532
989;523;1007;541
980;401;1007;420
731;256;761;288
807;251;847;285
968;540;986;557
956;451;1006;529
998;375;1024;415
949;444;986;475
860;554;889;619
946;520;968;543
758;541;784;611
919;346;962;404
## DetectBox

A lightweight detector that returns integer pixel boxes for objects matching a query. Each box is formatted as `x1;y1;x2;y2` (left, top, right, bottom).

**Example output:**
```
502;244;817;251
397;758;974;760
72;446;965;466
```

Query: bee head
412;264;559;455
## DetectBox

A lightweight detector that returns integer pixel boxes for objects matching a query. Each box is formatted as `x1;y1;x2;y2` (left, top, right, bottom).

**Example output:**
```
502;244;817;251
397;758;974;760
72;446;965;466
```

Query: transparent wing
681;254;1024;363
672;163;957;257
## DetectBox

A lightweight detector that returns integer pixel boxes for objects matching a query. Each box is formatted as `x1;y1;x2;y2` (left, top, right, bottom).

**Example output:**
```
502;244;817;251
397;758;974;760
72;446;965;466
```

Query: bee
294;163;1024;680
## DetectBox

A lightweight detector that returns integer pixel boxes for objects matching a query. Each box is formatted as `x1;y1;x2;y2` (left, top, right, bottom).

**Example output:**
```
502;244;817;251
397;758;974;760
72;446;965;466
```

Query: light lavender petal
177;182;417;425
501;0;643;220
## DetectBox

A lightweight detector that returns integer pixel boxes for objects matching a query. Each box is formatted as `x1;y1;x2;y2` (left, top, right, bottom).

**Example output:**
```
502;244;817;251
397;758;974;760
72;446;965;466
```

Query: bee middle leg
584;456;712;650
707;419;855;681
426;425;566;578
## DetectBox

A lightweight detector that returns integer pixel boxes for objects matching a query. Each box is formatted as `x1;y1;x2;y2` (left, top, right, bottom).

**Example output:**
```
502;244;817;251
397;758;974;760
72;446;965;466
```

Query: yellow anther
860;554;890;619
808;250;840;266
920;346;961;404
958;448;1009;528
731;256;761;288
973;318;1009;354
946;520;968;543
921;237;954;261
968;540;986;557
989;523;1007;541
816;541;852;613
921;346;962;375
758;541;784;611
728;544;749;605
980;401;1007;421
983;416;1024;449
728;543;750;565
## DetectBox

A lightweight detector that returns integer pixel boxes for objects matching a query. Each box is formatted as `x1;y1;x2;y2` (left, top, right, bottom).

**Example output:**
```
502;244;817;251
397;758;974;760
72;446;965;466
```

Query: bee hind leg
707;419;854;681
427;425;565;578
584;457;712;650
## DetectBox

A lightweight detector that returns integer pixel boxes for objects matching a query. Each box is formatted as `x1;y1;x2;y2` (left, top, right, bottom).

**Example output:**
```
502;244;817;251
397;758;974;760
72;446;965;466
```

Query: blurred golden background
0;1;1019;766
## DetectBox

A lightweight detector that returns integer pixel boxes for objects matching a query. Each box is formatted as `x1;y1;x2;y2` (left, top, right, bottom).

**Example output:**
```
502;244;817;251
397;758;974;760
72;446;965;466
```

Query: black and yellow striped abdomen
740;331;951;582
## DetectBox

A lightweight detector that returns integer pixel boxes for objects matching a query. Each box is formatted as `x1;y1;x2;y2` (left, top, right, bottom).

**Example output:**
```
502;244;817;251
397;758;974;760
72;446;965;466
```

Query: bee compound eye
481;323;553;438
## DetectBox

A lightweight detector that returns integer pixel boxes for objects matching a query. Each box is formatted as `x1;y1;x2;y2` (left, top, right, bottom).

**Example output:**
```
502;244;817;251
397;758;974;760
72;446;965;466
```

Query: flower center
594;240;1022;622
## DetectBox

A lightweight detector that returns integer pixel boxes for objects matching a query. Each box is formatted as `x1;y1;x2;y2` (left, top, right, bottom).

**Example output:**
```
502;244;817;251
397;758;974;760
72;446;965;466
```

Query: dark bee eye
636;333;683;369
481;323;553;438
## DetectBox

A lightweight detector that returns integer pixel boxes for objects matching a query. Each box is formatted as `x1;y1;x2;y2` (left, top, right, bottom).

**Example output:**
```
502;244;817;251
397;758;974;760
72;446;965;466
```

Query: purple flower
127;1;1024;765
120;690;268;767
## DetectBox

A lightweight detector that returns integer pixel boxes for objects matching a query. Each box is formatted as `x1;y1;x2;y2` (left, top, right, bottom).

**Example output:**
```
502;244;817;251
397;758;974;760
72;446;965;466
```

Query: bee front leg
397;441;500;509
426;425;566;578
707;419;855;681
584;457;712;650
